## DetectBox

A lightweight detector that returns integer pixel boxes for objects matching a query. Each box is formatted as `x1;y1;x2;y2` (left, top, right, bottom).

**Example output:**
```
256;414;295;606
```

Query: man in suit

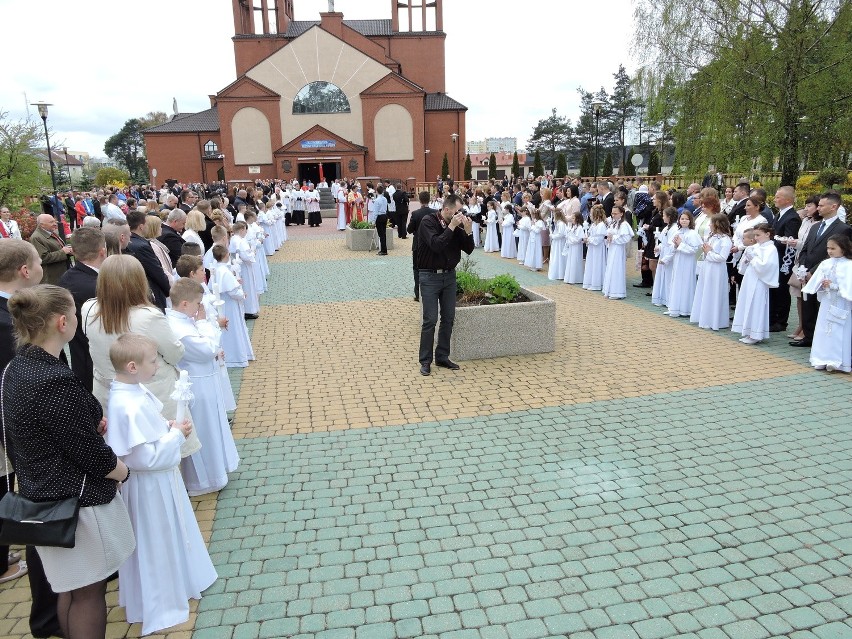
159;209;187;267
727;182;751;224
29;214;73;285
769;186;802;332
406;191;433;302
792;192;852;347
125;210;170;310
58;227;106;391
393;184;410;239
597;182;615;216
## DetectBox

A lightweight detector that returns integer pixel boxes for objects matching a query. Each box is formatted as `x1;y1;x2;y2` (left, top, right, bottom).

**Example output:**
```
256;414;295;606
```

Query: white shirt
103;202;126;222
1;218;21;240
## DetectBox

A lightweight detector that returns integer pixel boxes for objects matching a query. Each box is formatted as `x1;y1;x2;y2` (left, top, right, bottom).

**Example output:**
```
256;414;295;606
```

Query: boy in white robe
203;226;230;272
211;245;255;367
230;222;260;318
105;334;217;636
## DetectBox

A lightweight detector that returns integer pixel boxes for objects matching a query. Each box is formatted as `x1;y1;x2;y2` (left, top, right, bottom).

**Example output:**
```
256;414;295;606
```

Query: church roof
285;19;393;38
425;93;467;111
144;107;220;133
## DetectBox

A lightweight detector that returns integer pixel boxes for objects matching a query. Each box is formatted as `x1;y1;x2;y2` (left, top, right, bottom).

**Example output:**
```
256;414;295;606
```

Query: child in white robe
801;235;852;371
468;199;481;248
167;278;240;496
601;205;634;299
516;208;532;265
484;201;500;253
563;212;585;285
690;213;733;329
732;223;779;343
523;209;545;271
230;222;260;318
105;334;217;636
582;205;608;291
548;209;568;280
666;211;704;317
651;208;678;306
244;212;269;291
212;245;255;367
203;226;230;273
500;208;517;259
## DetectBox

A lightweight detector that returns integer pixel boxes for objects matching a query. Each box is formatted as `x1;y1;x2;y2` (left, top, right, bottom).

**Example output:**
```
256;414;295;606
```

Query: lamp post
450;133;459;180
424;149;430;182
591;99;604;179
62;146;73;191
31;101;63;236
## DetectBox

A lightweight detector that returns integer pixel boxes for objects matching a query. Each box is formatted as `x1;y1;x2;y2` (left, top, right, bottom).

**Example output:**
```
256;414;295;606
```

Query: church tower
232;0;294;76
391;0;443;33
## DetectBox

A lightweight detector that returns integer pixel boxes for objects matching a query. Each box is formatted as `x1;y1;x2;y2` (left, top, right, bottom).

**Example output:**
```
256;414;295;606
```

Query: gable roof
143;107;220;133
361;73;424;97
274;124;367;155
285;19;392;38
425;93;467;111
218;76;280;100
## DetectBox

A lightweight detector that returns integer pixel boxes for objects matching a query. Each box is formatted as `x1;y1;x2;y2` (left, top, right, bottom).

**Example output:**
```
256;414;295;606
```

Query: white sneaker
739;337;759;345
826;364;836;372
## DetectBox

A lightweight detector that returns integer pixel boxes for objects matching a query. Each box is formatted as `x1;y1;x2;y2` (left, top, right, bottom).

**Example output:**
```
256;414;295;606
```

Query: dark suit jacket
392;189;409;215
58;262;98;391
773;207;802;264
126;233;170;310
600;193;614;216
198;215;216;251
798;218;852;273
29;228;71;285
407;206;434;253
728;199;747;224
158;224;185;267
0;296;15;371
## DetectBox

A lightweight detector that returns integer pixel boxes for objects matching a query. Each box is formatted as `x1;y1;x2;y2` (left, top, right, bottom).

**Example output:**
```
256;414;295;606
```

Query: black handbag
0;364;85;549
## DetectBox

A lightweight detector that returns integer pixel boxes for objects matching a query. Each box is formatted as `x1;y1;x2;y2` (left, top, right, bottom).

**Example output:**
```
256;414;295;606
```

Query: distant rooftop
285;19;393;38
144;107;220;133
425;93;467;111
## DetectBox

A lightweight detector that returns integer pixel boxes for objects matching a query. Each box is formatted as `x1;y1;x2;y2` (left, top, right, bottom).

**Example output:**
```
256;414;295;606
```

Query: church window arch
292;81;351;114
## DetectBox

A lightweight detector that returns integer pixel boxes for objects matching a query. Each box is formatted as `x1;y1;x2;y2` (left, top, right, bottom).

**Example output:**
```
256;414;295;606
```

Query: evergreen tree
556;153;568;177
511;151;520;178
527;108;573;171
606;65;639;172
488;153;497;179
464;154;472;180
580;152;591;178
624;147;636;176
441;153;449;179
533;150;543;177
602;154;613;177
104;118;148;181
648;150;660;176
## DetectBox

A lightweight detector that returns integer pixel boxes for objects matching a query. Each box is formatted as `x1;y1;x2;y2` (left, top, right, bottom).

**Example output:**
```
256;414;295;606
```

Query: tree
511;151;520;178
648;150;660;177
95;167;130;187
138;111;169;130
607;65;639;171
488;153;497;179
104;119;148;182
441;153;449;179
624;148;636;176
527;108;573;170
533;150;544;177
0;111;48;207
556;153;568;177
602;154;613;177
463;153;472;180
580;152;591;177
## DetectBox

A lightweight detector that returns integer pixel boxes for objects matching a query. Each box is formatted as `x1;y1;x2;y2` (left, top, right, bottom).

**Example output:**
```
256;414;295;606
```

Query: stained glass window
292;82;350;114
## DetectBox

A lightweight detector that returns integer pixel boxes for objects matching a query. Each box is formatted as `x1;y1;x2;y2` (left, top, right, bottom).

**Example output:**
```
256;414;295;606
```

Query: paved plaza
1;225;850;639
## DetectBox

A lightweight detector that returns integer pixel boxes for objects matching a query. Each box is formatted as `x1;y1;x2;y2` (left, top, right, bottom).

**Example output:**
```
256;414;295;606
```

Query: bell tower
232;0;294;76
391;0;443;33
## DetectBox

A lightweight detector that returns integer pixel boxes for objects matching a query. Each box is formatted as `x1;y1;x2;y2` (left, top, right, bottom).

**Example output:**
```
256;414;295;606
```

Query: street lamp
591;99;604;179
424;149;430;182
62;146;73;191
31;101;63;236
450;133;459;180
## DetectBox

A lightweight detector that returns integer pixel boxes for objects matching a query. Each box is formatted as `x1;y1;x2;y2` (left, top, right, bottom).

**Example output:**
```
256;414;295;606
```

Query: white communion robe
524;219;545;270
602;220;634;299
516;216;532;264
484;209;500;252
563;224;585;284
548;221;567;280
336;188;348;230
469;203;481;248
200;284;237;412
651;224;677;306
731;240;779;340
690;234;733;329
666;227;703;316
248;222;269;287
167;310;240;496
105;382;217;636
230;235;259;315
213;263;254;367
582;222;608;291
258;212;276;256
500;213;517;259
802;256;852;372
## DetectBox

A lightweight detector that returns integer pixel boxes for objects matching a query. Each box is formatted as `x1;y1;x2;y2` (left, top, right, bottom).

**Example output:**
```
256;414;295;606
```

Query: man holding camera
415;193;474;376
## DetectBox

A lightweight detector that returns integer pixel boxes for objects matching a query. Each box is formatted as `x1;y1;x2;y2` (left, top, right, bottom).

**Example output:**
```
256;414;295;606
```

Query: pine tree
511;151;520;178
648;150;660;176
624;147;636;176
533;150;543;177
580;152;591;178
556;153;568;177
464;154;472;180
441;153;449;179
602;154;613;177
488;153;497;179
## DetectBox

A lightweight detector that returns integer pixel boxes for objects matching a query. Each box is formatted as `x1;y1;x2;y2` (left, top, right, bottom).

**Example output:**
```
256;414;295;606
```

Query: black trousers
418;270;456;365
396;211;408;238
769;270;792;328
412;254;420;299
27;545;61;638
0;472;13;575
375;214;388;253
801;292;820;344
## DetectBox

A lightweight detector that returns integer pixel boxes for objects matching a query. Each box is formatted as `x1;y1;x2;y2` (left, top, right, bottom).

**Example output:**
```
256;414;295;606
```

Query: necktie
51;232;65;246
816;221;826;238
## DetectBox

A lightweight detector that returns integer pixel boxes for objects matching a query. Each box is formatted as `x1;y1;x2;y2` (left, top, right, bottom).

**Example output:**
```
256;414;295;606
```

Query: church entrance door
298;162;340;185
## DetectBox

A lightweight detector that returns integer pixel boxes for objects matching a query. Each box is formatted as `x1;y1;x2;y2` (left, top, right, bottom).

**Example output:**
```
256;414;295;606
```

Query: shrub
12;207;37;240
487;274;521;304
456;264;521;305
816;166;848;188
349;219;373;229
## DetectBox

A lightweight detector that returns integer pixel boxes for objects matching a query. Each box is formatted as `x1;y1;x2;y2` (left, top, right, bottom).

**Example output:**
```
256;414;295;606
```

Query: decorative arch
293;81;350;114
232;107;272;165
373;104;413;161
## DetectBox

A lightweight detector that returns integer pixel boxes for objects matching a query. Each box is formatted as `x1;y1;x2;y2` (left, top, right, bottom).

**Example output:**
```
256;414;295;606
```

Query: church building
143;0;467;186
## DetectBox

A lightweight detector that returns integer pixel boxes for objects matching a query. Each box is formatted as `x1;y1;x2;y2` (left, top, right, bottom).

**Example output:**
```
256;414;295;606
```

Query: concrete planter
450;287;555;361
345;227;394;251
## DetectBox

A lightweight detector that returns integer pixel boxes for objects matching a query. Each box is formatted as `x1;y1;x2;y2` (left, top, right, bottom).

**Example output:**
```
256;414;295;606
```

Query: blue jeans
418;270;456;365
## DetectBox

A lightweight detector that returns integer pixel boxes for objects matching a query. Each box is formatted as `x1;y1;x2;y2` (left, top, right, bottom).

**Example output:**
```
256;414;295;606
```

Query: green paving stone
505;618;549;639
632;617;677;639
594;625;641;639
395;617;423;638
390;599;429;619
193;627;234;639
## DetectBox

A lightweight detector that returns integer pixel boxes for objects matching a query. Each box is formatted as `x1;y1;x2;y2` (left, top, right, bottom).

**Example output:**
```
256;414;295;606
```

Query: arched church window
292;82;351;115
204;140;218;155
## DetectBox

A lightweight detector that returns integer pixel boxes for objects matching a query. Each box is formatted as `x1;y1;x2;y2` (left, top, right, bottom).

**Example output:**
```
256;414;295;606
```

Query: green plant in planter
456;265;521;305
349;219;374;229
487;274;521;304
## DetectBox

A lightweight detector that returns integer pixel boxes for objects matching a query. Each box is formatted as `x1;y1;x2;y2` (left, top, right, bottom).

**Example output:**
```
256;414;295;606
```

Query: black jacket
407;206;433;253
126;232;170;310
798;218;852;273
415;212;475;270
0;296;15;371
158;224;185;267
58;262;98;391
392;189;410;215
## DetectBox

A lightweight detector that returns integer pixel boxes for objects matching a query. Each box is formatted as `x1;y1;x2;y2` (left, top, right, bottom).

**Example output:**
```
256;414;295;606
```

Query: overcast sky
0;0;636;160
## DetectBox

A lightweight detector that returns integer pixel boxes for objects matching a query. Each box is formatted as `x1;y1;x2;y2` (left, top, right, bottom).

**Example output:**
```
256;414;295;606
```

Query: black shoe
769;324;785;332
633;283;652;288
789;340;811;347
436;359;460;370
244;313;259;320
414;296;419;301
420;363;431;376
377;251;388;256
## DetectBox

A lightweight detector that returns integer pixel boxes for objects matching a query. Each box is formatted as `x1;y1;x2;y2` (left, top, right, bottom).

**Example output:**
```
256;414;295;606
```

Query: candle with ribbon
171;369;193;427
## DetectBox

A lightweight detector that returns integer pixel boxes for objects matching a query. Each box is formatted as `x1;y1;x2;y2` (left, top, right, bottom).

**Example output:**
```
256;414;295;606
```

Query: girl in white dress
666;211;704;317
690;213;733;329
500;206;517;259
601;205;634;299
211;246;255;367
548;209;568;280
800;236;852;371
524;208;545;271
516;207;532;265
468;198;482;248
483;201;500;252
731;223;779;343
651;207;679;307
582;205;608;291
563;212;585;285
